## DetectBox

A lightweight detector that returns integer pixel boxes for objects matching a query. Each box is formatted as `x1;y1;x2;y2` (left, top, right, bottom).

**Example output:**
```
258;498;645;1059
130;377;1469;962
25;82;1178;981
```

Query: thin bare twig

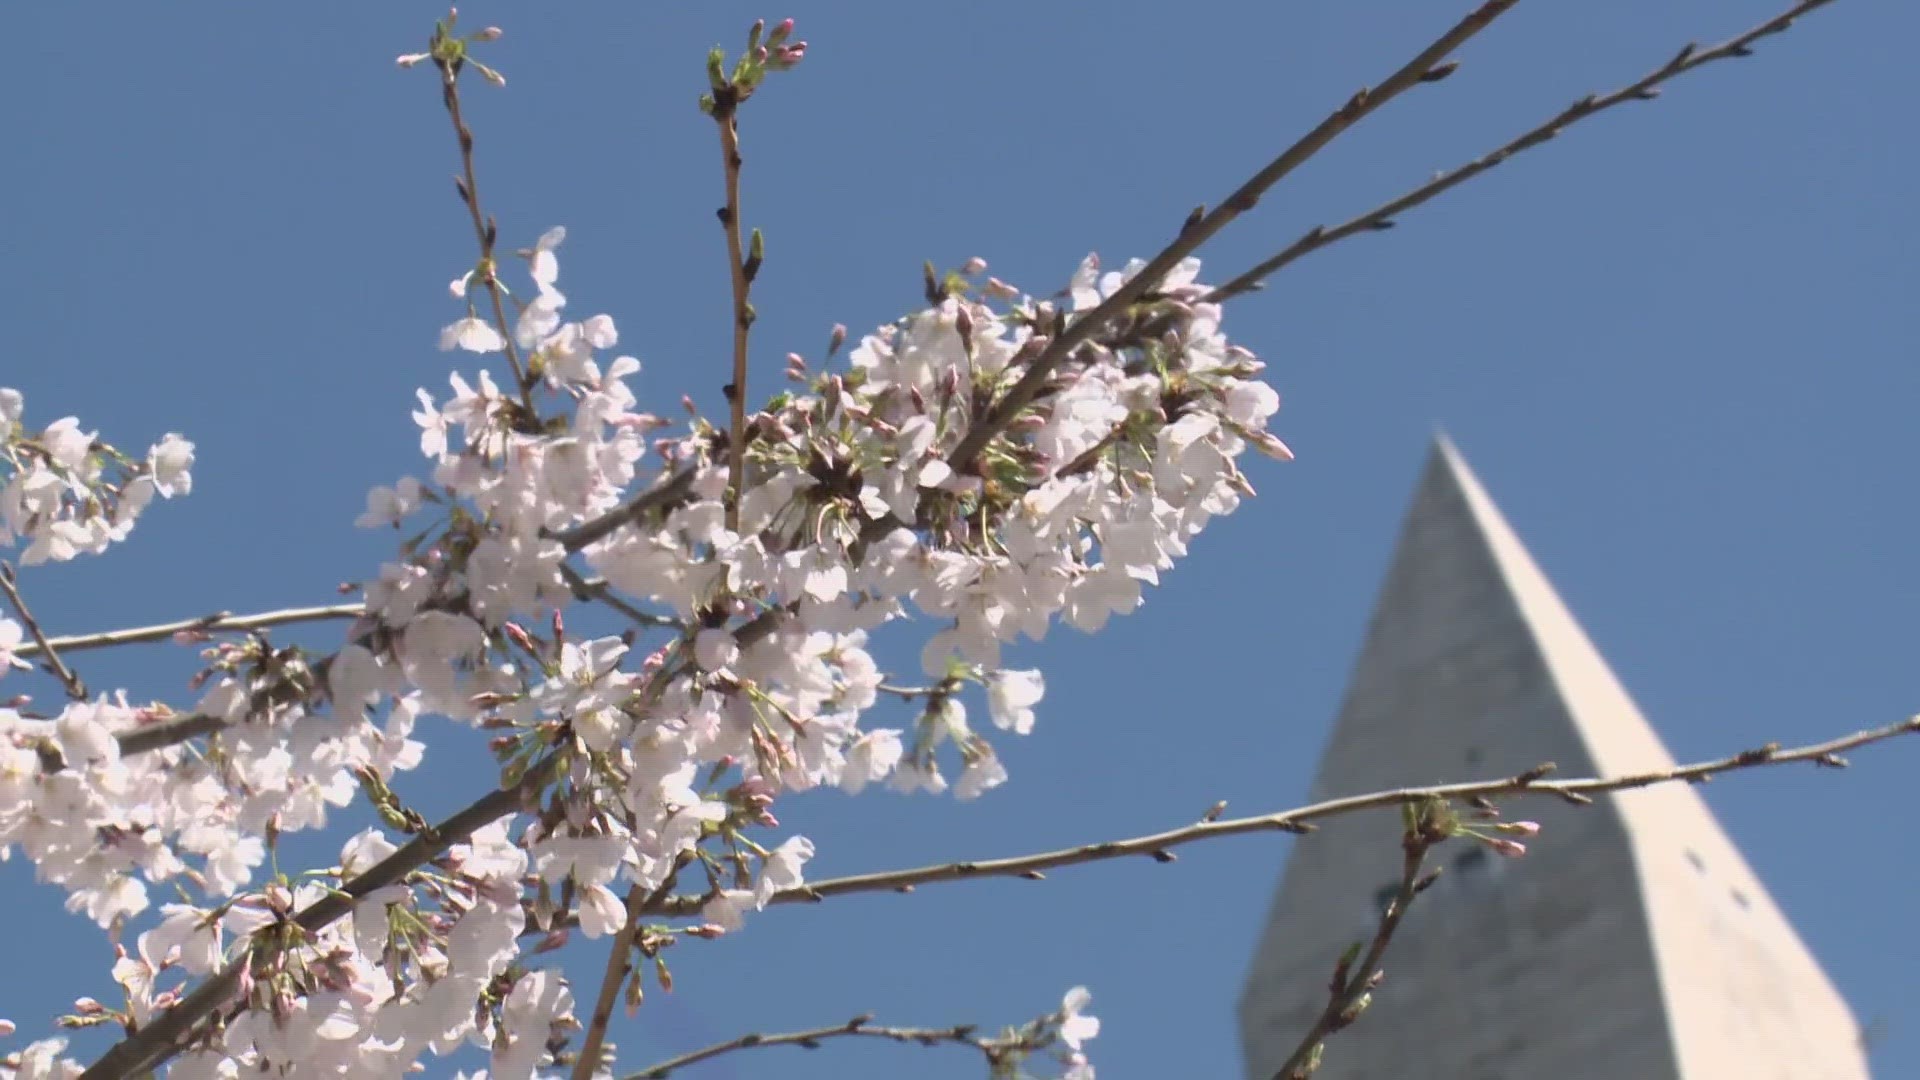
940;0;1518;473
78;757;560;1080
713;98;754;534
0;562;88;699
438;53;536;409
622;1014;1007;1080
9;603;365;659
648;715;1919;915
573;860;689;1080
1275;832;1436;1079
1206;0;1841;302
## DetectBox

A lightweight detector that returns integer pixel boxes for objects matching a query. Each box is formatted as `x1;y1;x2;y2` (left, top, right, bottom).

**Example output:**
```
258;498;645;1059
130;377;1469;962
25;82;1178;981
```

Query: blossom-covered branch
941;0;1518;471
75;760;556;1080
652;715;1919;915
1206;0;1842;302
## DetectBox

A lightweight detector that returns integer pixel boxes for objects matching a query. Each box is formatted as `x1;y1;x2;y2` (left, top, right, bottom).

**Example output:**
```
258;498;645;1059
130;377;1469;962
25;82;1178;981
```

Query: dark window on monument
1731;888;1751;910
1685;849;1706;872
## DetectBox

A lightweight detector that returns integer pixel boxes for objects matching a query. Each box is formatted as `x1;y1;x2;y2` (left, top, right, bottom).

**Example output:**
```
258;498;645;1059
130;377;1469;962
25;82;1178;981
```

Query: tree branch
1274;832;1435;1079
558;564;683;630
547;468;698;552
78;758;557;1080
713;99;754;535
0;562;87;699
1205;0;1840;302
8;603;365;660
621;1014;1009;1080
649;715;1919;916
572;860;690;1080
940;0;1518;472
438;47;536;408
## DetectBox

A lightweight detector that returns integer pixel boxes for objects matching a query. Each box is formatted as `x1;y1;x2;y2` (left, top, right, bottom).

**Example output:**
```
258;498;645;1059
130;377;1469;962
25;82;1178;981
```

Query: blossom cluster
0;87;1281;1076
0;389;193;568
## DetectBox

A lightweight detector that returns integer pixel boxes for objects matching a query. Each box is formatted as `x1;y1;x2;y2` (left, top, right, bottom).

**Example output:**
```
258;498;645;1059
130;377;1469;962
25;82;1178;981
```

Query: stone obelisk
1237;436;1867;1079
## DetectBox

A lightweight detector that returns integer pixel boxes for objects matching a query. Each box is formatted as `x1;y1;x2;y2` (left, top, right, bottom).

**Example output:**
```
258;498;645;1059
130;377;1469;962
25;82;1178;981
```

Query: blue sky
4;1;1915;1077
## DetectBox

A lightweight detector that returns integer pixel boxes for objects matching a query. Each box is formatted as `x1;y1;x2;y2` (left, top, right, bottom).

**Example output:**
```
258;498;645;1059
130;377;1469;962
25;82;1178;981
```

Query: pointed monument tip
1422;428;1480;499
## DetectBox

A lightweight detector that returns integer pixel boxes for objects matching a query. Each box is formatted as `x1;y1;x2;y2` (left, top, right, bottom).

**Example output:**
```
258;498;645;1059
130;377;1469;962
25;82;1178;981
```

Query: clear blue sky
4;1;1915;1077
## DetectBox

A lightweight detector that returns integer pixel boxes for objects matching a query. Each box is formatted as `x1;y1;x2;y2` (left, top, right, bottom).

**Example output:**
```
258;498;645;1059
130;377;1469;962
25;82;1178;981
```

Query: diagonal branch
558;564;683;630
1205;0;1841;302
1274;835;1434;1079
572;859;691;1080
649;715;1919;916
622;1014;1008;1080
77;759;558;1080
547;468;698;551
0;562;88;699
941;0;1519;472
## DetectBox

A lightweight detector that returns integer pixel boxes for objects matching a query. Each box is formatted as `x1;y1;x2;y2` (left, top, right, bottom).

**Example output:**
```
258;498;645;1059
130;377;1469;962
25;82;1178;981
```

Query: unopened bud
962;256;988;275
473;26;503;41
503;622;537;654
1488;837;1528;858
827;323;847;356
983;276;1019;299
684;923;728;939
1495;820;1541;837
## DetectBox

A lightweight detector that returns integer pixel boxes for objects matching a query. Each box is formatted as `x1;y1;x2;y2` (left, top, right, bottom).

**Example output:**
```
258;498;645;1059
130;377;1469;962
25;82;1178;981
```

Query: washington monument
1238;438;1868;1079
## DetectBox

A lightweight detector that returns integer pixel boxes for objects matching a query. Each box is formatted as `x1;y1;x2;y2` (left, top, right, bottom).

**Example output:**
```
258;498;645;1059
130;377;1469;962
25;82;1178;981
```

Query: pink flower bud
396;53;431;68
1497;820;1541;837
827;323;847;355
962;256;988;275
983;276;1020;299
1488;838;1528;858
473;26;503;41
503;622;536;654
